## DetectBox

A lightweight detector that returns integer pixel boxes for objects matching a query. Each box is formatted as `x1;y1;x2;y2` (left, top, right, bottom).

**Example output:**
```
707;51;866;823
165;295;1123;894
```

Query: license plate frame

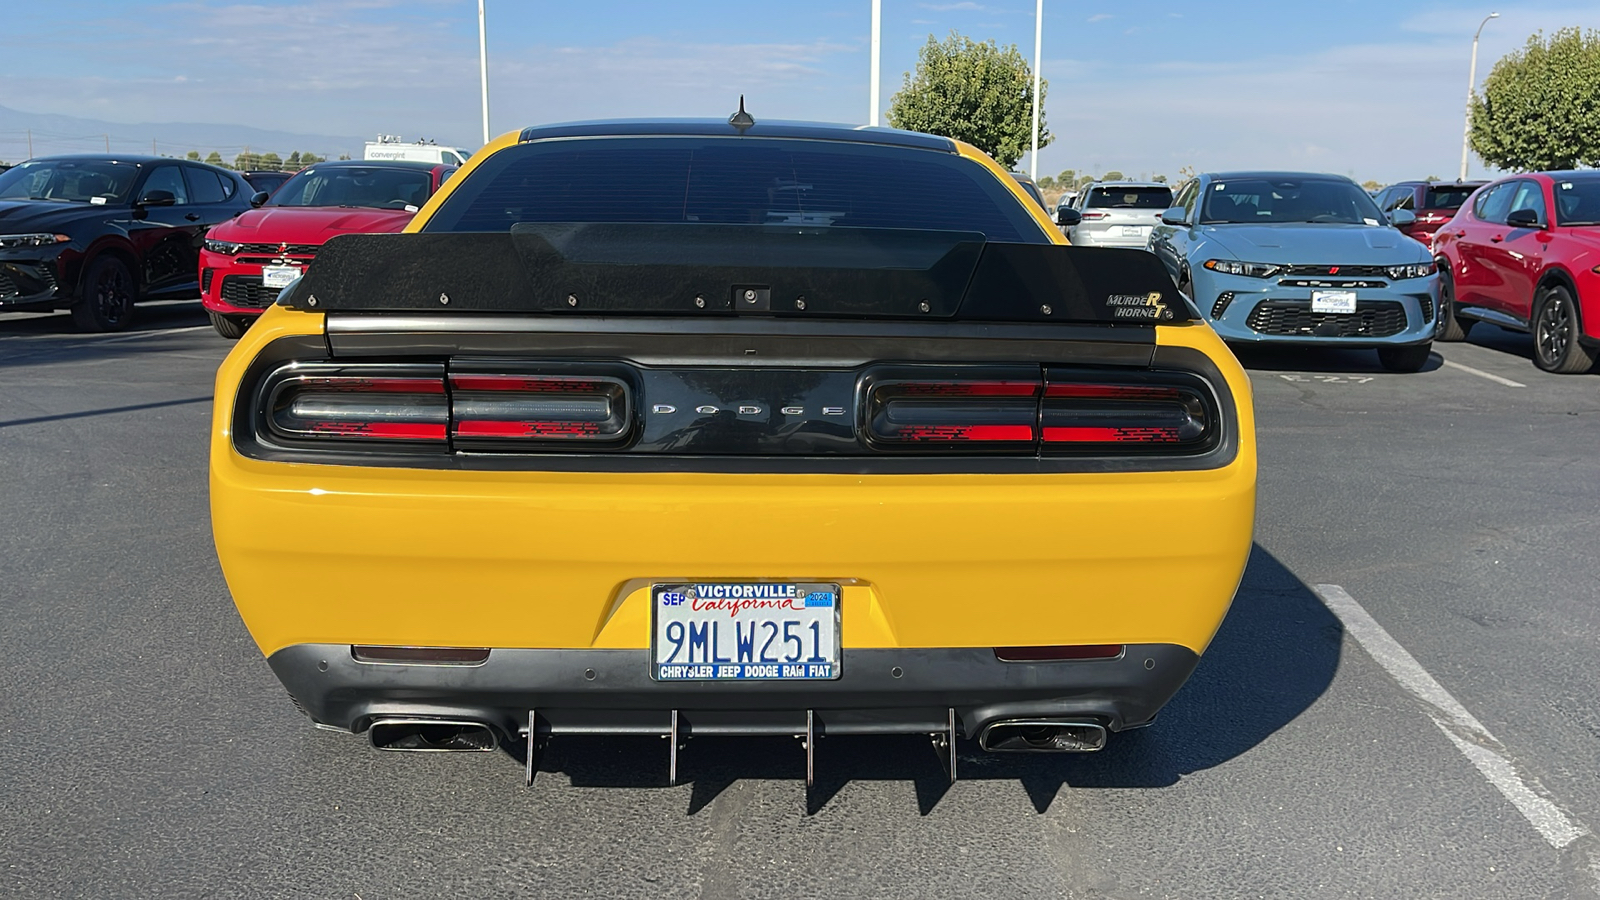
650;582;842;682
1119;225;1150;238
1311;289;1357;314
261;265;302;290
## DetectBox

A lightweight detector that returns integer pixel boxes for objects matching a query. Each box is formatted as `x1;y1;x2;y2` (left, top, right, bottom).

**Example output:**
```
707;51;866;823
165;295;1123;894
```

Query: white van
363;135;473;167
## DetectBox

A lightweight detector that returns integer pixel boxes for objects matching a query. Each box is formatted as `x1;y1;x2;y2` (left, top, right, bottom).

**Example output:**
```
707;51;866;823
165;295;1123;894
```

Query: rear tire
70;255;135;332
1436;268;1473;341
208;311;251;340
1377;343;1432;372
1532;285;1597;374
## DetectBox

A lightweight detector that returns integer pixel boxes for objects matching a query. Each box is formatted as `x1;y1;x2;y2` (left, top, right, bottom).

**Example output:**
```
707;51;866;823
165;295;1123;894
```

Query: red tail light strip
1042;426;1181;443
304;421;449;440
894;381;1041;397
454;420;608;438
896;424;1036;442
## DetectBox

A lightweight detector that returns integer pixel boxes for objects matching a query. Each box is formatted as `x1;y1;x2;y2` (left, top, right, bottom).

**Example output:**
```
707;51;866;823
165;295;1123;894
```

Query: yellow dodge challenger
210;115;1256;781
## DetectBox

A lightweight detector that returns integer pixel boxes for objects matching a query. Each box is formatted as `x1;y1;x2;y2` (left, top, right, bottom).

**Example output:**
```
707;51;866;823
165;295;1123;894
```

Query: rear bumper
269;642;1200;739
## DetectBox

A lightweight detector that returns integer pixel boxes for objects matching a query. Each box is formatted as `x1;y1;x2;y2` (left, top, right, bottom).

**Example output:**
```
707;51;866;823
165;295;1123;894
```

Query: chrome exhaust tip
978;719;1108;753
367;718;499;752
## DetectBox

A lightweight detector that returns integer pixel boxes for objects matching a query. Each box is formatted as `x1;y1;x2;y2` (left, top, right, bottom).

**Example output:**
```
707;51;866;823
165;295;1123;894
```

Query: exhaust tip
368;718;499;752
979;719;1107;753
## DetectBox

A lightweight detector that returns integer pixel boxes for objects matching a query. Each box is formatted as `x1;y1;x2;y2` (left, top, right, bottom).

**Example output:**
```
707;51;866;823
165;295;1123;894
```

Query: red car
1433;171;1600;373
1374;180;1485;248
200;160;454;337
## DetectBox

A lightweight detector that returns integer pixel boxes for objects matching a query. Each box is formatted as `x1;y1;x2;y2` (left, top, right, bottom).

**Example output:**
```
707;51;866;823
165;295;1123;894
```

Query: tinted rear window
1423;185;1477;210
423;137;1046;242
1086;186;1172;209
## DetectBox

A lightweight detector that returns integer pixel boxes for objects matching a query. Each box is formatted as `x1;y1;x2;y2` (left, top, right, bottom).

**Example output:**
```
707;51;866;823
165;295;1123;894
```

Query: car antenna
728;95;755;133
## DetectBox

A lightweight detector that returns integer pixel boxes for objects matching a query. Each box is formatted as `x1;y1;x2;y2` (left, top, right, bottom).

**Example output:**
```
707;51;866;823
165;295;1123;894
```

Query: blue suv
1149;172;1441;371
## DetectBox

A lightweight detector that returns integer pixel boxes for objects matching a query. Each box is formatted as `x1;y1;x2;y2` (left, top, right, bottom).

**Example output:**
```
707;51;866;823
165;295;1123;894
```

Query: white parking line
1314;584;1587;850
1439;358;1526;388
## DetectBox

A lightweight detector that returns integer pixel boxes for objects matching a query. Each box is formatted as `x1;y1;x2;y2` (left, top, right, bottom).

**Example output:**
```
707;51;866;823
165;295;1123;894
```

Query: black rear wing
278;224;1193;325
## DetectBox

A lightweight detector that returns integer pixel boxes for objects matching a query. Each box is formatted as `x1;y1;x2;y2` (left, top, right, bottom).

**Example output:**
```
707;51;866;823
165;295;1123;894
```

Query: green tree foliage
1471;28;1600;171
887;31;1050;169
286;151;301;167
205;151;227;168
184;150;201;161
1102;170;1124;182
259;152;283;171
1361;179;1382;192
300;152;325;165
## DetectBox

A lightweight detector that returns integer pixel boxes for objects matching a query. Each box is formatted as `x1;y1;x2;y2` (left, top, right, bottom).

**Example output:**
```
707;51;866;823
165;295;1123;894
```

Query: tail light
449;371;633;449
1041;369;1213;454
863;369;1040;452
265;364;448;444
1081;211;1109;220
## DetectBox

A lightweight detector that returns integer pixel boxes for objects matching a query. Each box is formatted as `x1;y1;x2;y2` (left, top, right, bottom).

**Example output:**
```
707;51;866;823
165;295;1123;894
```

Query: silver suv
1063;181;1173;249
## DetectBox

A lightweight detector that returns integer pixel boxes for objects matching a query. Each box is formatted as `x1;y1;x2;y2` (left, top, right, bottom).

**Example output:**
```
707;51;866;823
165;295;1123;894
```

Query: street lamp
1459;11;1498;181
869;0;882;126
1030;0;1042;180
479;0;491;145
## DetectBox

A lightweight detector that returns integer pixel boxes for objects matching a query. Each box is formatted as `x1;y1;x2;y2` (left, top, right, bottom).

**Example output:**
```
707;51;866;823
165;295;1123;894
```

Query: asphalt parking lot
2;302;1597;899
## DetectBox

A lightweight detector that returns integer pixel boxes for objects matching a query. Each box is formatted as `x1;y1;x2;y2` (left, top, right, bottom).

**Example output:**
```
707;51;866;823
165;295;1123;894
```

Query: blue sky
2;1;1598;182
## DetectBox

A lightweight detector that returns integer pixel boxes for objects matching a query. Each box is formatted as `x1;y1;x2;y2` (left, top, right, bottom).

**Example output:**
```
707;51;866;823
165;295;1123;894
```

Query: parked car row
0;154;454;336
1048;169;1597;375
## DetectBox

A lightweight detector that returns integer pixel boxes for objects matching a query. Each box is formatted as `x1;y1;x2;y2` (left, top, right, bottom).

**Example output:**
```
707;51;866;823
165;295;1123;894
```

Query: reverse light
449;372;633;447
265;364;449;445
863;372;1041;451
0;232;70;249
203;238;244;255
1384;261;1437;280
1040;372;1214;454
1203;258;1280;278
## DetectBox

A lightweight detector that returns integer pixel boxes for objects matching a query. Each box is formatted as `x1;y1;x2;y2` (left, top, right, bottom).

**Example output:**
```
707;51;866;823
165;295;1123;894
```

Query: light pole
1460;11;1498;181
479;0;491;145
1030;0;1042;180
869;0;882;126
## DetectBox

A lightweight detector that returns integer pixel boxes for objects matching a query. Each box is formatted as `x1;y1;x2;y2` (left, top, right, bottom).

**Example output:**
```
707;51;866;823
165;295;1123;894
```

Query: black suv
0;155;258;330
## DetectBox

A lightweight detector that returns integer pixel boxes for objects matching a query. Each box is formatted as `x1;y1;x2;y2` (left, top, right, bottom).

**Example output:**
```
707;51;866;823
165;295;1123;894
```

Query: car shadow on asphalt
0;300;216;369
1229;343;1444;374
515;543;1343;816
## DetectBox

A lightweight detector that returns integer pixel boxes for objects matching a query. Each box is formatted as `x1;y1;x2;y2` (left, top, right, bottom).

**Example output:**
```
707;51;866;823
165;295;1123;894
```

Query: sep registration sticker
651;582;841;681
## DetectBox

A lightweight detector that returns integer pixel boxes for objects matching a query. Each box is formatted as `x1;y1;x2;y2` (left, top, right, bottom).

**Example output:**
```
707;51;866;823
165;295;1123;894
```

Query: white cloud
1087;13;1113;23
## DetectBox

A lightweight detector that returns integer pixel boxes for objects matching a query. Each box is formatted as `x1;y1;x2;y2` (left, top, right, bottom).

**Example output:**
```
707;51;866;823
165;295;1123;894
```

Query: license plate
1120;225;1150;237
261;265;301;289
1311;289;1357;314
652;582;841;681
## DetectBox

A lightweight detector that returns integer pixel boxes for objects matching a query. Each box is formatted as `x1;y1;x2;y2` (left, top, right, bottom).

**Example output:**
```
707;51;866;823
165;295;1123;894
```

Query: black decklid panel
278;223;1189;325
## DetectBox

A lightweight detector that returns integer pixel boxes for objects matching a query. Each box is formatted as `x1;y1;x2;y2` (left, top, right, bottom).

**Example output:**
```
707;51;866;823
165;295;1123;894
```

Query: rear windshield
1423;185;1477;210
1201;177;1382;225
422;137;1047;242
1086;186;1172;209
1553;178;1600;226
268;166;433;210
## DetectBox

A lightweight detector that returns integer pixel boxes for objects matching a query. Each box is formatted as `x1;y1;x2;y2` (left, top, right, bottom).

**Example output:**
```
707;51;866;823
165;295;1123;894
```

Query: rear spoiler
278;223;1193;325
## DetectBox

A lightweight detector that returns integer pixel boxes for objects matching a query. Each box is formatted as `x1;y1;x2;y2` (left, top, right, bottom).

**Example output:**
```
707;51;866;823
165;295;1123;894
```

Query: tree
300;152;324;165
185;150;200;161
205;151;227;168
1103;170;1124;182
887;31;1049;169
259;152;283;171
1361;179;1382;191
286;151;301;167
1471;28;1600;171
1152;174;1168;183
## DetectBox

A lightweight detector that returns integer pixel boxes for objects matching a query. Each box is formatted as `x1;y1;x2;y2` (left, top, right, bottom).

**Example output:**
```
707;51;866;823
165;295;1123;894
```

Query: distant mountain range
0;104;367;163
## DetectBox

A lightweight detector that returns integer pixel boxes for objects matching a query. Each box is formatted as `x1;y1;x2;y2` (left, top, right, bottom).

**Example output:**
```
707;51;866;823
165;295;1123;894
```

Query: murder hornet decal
1106;291;1173;321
